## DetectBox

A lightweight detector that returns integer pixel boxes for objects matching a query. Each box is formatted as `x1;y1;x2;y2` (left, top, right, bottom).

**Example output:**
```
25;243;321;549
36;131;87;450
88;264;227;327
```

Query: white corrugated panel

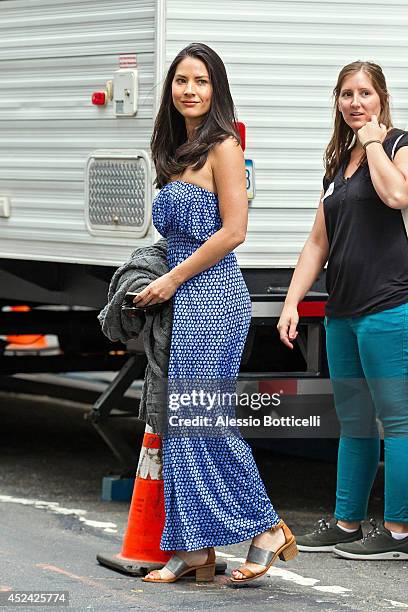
3;0;408;270
0;0;156;265
165;0;408;267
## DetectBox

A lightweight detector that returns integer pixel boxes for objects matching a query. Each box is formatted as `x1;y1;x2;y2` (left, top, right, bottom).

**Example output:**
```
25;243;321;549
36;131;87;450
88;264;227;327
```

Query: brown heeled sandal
230;520;299;584
142;547;216;583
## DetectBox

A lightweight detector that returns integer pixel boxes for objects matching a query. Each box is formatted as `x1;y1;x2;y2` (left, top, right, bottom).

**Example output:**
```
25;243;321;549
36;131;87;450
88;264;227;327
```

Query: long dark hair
151;43;240;188
324;61;393;181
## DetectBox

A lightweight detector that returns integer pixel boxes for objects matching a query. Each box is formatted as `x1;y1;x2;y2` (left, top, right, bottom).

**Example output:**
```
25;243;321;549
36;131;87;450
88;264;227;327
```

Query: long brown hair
151;43;240;188
324;61;393;181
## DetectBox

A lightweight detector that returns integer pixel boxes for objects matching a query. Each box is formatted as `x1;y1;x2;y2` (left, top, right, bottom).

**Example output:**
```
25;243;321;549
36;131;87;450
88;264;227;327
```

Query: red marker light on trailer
92;91;106;106
236;121;246;151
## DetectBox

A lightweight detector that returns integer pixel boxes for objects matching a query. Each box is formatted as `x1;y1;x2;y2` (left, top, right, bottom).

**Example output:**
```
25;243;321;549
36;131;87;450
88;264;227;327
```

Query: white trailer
2;0;408;286
0;1;407;460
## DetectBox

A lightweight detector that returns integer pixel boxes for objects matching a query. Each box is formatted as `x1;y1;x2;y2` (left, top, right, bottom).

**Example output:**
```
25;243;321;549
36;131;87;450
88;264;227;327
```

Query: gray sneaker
334;519;408;560
297;518;363;552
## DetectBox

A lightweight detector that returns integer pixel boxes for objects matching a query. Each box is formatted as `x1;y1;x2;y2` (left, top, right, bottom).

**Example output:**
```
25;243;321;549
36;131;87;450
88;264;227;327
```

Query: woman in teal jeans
278;61;408;560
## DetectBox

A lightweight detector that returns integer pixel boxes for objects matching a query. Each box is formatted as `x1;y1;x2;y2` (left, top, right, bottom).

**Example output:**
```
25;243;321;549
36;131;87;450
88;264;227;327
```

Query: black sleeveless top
322;128;408;318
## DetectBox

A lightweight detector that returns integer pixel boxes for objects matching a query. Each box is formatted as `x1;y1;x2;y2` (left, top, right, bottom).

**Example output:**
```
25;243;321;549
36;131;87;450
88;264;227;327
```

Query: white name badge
322;181;334;201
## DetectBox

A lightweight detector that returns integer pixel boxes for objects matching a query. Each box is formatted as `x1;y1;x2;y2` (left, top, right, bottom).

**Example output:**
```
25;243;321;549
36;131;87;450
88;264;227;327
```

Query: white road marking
0;495;118;533
383;601;408;609
313;585;351;594
267;567;320;587
219;553;349;593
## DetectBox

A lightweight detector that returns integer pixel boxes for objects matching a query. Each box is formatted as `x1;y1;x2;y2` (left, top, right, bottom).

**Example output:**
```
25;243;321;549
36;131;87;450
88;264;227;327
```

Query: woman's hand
357;115;387;148
357;116;408;209
132;273;180;308
277;304;299;349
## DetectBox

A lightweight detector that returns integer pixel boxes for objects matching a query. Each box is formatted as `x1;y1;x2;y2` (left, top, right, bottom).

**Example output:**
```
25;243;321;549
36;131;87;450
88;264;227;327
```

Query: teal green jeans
325;302;408;523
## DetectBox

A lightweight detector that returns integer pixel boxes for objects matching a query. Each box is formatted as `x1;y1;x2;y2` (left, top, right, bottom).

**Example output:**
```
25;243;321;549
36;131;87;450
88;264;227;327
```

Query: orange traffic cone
97;425;171;575
120;430;170;563
97;424;227;577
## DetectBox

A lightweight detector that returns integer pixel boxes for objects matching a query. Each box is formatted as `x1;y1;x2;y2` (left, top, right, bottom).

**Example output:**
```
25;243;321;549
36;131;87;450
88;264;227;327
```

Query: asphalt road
0;391;407;611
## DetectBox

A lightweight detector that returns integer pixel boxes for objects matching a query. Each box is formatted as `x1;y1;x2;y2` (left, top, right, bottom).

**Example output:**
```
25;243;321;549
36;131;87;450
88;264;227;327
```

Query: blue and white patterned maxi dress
152;180;280;551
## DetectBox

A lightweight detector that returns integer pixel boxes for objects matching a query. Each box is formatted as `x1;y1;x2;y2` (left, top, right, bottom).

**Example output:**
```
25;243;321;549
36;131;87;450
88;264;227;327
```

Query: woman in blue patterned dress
132;43;298;584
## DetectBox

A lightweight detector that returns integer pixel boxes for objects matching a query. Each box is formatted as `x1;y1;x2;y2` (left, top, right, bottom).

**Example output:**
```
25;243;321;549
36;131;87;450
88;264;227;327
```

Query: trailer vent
85;150;151;237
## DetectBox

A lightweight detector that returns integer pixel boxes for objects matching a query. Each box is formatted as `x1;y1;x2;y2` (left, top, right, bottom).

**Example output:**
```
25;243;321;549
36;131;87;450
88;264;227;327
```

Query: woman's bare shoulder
209;136;244;168
212;135;242;154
